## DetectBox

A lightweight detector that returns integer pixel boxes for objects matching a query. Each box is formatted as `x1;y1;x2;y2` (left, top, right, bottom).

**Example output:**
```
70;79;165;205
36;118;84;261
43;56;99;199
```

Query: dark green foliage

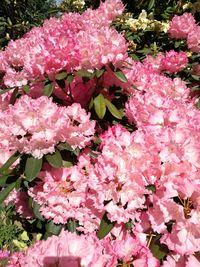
0;0;58;48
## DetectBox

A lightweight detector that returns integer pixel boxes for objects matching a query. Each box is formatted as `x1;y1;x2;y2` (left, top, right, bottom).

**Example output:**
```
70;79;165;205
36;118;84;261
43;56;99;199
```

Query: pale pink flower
187;26;200;53
168;13;196;39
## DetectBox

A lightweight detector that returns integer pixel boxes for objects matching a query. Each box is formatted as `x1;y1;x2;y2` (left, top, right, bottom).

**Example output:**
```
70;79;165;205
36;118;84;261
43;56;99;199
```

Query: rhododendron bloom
187;26;200;53
168;13;196;39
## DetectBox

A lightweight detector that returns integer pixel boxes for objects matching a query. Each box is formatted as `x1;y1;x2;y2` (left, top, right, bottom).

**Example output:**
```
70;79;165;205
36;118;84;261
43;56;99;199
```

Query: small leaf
94;93;106;119
55;71;68;80
20;231;29;241
0;152;20;174
62;161;73;167
45;150;63;168
114;70;128;83
150;235;169;260
45;220;62;235
97;213;116;240
32;201;45;221
25;156;43;182
89;97;94;110
66;74;74;84
95;69;105;78
197;98;200;109
43;82;53;97
66;219;78;233
57;142;73;151
76;69;94;78
148;0;155;10
0;182;16;205
105;99;123;119
192;74;200;81
23;85;30;93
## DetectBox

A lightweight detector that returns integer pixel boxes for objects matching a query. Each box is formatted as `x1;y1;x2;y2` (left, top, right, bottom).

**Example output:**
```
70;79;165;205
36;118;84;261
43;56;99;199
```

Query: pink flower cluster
168;13;200;53
1;2;200;266
144;50;188;73
0;95;95;161
0;0;127;90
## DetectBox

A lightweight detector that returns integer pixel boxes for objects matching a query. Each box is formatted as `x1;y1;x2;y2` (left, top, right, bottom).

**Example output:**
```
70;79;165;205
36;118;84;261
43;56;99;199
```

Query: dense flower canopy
0;0;200;266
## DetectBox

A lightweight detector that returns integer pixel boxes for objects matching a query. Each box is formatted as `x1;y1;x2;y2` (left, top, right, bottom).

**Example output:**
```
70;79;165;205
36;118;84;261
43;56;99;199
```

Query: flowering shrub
0;0;200;266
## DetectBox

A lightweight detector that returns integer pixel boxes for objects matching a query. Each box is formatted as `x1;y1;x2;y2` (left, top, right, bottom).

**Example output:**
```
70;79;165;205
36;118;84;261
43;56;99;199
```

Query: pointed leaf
43;82;53;97
0;152;20;174
0;182;16;204
105;99;123;119
97;213;116;240
94;93;106;119
45;150;63;168
33;202;44;221
95;69;105;78
32;201;45;221
23;85;30;93
57;142;73;151
66;74;74;84
55;71;68;80
46;220;62;235
114;70;128;83
76;69;94;78
25;156;43;182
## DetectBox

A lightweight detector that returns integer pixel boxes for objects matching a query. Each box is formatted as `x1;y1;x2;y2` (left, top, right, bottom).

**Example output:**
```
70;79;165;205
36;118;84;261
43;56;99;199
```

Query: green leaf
0;182;16;205
197;98;200;109
150;235;169;260
89;97;94;110
45;150;63;168
57;142;73;151
94;93;106;119
76;69;94;78
0;152;20;174
0;88;14;95
23;85;30;93
45;220;62;235
192;75;200;81
32;201;45;221
97;213;116;240
66;219;78;233
66;74;74;84
62;161;73;167
95;69;105;78
113;70;128;83
43;82;53;97
25;156;43;182
55;71;68;80
148;0;155;10
105;99;123;119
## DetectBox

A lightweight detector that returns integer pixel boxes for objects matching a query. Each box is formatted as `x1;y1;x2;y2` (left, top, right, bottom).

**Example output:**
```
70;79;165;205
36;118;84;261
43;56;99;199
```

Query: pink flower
161;50;188;73
168;13;196;39
187;26;200;53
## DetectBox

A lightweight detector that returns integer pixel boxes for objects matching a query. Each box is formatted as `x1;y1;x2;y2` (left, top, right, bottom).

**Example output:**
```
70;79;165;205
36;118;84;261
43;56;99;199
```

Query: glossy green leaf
57;142;73;151
66;74;74;84
105;99;123;119
25;156;43;182
0;152;20;174
148;0;155;10
150;235;169;260
89;97;94;110
95;69;105;78
46;221;62;235
97;213;116;240
66;219;78;233
62;161;73;167
113;70;128;83
55;71;68;80
76;69;94;78
0;182;16;205
32;201;45;221
43;82;53;97
94;93;106;119
45;150;63;168
23;85;30;93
